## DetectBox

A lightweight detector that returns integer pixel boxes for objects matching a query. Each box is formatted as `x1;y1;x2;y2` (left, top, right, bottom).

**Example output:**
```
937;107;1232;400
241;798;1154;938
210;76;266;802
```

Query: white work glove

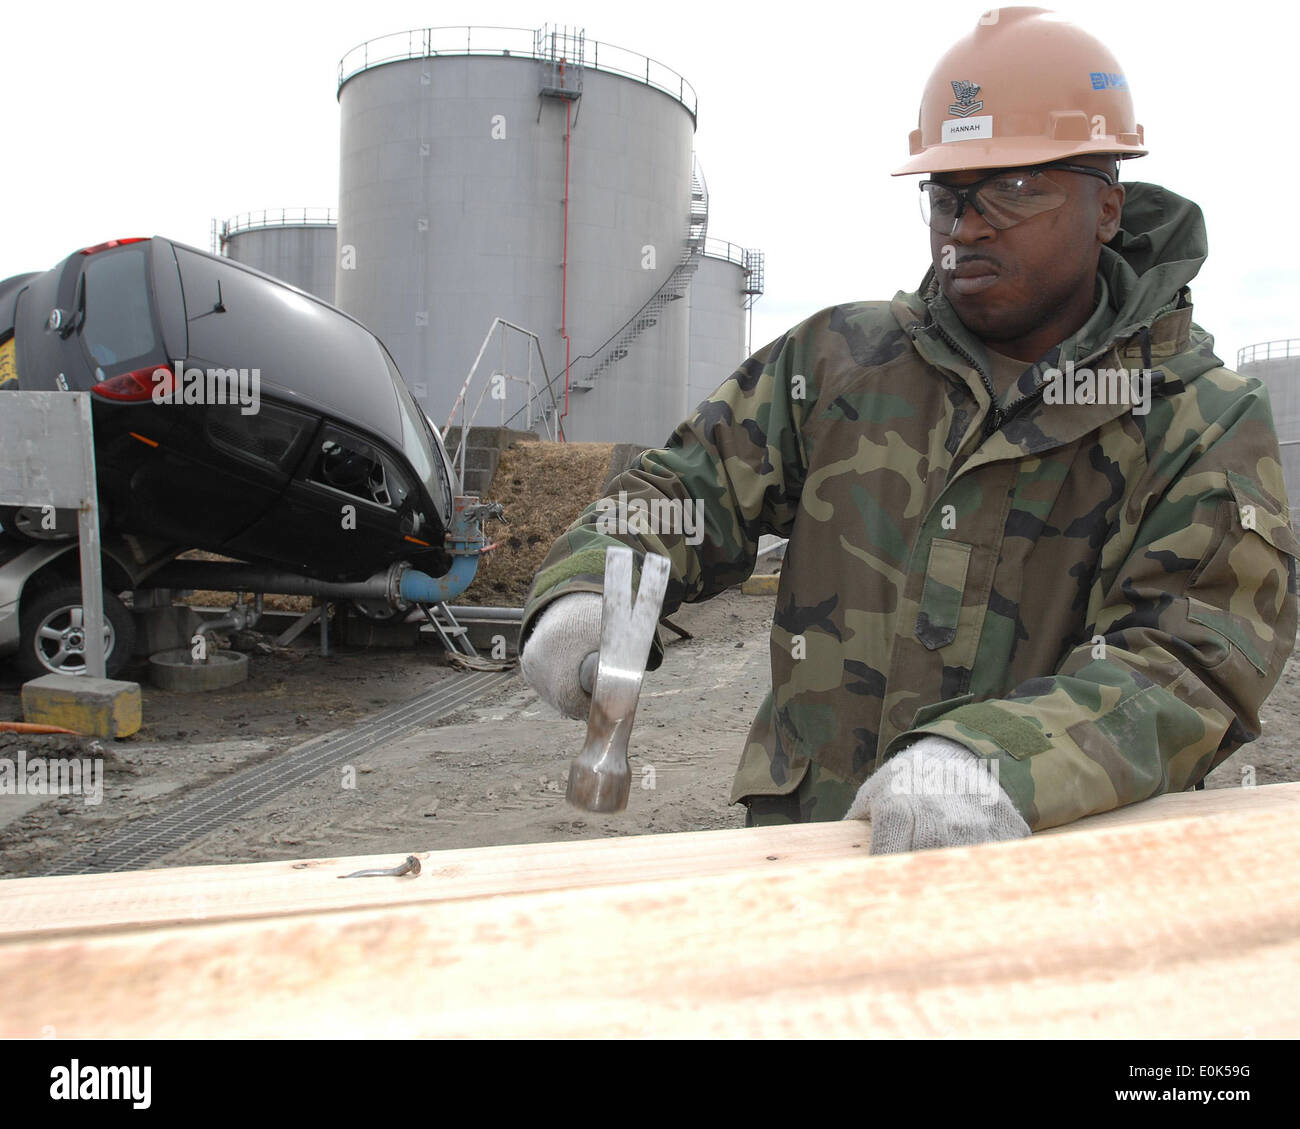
844;735;1031;854
520;593;602;720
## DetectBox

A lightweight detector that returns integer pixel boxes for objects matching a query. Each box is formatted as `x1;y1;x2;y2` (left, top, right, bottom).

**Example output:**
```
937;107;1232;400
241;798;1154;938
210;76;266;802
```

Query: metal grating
39;670;509;876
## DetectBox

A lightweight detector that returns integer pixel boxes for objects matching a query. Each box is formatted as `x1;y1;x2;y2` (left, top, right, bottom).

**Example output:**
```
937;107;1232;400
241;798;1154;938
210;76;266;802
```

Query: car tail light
91;365;173;402
79;237;148;256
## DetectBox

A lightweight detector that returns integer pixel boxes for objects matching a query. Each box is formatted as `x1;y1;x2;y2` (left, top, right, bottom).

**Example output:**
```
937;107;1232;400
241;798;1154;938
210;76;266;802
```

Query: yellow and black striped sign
0;336;18;390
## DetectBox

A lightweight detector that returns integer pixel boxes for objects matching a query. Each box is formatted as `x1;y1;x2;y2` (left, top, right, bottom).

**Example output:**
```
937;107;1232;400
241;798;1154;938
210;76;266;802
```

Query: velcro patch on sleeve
944;702;1053;759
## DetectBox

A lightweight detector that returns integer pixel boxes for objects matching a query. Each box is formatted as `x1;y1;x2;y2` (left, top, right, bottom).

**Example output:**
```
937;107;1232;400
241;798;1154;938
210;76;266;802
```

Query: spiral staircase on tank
568;160;709;394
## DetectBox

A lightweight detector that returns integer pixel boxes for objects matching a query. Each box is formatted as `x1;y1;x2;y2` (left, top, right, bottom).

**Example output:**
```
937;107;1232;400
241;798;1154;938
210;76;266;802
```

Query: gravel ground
0;585;1296;877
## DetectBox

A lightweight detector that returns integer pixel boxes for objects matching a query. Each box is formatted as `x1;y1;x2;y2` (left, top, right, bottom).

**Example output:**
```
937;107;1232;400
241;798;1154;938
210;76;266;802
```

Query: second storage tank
220;209;338;304
1239;339;1300;529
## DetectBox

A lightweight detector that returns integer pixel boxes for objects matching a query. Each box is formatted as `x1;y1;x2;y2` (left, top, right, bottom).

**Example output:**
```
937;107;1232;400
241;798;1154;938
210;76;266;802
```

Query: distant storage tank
221;209;338;304
334;26;702;446
1239;339;1300;528
686;239;764;417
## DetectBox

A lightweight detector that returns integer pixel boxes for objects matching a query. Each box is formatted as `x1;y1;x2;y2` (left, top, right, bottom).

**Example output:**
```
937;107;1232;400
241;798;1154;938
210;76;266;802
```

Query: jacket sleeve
888;377;1300;831
520;323;818;645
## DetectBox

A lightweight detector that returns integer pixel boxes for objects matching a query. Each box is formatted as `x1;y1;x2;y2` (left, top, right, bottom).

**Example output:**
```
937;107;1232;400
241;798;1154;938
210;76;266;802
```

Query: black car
0;236;457;581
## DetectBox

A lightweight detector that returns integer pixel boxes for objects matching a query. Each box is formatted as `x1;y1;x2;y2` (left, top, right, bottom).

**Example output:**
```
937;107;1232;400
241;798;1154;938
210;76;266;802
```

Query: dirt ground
1;579;1299;878
0;587;766;876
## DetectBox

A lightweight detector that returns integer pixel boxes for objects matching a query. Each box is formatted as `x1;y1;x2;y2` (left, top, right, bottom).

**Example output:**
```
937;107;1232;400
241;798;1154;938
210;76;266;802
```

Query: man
519;7;1298;852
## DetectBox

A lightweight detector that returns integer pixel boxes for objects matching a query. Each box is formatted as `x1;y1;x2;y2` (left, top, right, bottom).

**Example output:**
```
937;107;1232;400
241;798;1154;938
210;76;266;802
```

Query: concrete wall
686;252;749;420
1240;352;1300;528
335;51;696;446
224;224;337;304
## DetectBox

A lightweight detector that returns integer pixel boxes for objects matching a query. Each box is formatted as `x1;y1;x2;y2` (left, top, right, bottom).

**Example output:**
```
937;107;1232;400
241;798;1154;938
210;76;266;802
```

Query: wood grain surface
2;783;1296;1038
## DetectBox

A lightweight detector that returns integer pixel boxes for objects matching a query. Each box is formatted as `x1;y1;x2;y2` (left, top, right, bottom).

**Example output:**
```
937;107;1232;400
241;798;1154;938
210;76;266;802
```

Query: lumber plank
0;823;868;940
2;781;1295;940
1;803;1297;1038
1035;779;1300;834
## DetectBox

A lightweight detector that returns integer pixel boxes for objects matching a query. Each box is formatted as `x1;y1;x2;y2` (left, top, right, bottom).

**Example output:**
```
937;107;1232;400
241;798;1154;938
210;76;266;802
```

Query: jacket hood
903;181;1215;366
1094;181;1208;350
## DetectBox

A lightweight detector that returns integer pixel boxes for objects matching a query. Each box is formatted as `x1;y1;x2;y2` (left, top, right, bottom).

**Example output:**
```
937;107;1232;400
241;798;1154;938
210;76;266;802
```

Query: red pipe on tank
560;71;573;432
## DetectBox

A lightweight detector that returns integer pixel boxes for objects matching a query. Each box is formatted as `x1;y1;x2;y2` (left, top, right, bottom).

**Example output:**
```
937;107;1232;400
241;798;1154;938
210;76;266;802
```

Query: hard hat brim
892;138;1148;177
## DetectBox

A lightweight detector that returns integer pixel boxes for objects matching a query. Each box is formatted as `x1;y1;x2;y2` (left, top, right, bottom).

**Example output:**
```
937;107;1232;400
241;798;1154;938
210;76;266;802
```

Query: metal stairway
570;158;710;393
417;601;520;671
417;601;477;657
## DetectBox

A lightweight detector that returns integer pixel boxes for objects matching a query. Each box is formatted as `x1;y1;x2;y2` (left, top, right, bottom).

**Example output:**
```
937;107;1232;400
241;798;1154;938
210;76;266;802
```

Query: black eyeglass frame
918;160;1118;232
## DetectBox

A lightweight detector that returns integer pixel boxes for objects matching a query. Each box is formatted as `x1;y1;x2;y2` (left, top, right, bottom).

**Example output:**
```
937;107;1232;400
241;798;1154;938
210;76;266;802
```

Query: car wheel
0;504;100;544
18;584;135;680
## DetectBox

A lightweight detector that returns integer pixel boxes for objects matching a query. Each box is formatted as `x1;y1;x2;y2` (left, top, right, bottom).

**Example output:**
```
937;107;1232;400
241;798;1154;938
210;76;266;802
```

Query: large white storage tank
1239;339;1300;528
334;26;698;446
686;238;763;416
220;210;338;304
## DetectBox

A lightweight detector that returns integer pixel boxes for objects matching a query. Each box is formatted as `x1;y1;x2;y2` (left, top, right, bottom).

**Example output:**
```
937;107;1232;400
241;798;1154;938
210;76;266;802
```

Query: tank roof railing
221;208;337;241
337;25;698;121
1238;339;1300;368
703;237;753;270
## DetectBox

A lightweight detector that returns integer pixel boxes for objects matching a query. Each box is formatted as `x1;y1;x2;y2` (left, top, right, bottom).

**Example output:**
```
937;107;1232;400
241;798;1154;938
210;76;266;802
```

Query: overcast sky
4;0;1295;368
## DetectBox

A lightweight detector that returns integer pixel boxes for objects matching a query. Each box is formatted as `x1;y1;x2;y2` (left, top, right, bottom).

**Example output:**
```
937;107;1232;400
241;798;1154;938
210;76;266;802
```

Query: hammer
566;545;671;813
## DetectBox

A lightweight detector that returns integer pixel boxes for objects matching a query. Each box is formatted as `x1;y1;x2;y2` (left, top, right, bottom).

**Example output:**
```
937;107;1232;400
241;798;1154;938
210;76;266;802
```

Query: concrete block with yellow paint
741;574;781;596
21;675;142;739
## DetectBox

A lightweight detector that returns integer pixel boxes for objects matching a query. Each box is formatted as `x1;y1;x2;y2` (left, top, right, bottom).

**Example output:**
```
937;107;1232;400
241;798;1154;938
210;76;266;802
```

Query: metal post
320;600;330;657
74;395;106;679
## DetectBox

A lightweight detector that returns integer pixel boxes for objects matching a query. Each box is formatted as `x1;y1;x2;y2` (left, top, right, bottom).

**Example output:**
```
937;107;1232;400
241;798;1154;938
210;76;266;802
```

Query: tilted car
0;236;463;678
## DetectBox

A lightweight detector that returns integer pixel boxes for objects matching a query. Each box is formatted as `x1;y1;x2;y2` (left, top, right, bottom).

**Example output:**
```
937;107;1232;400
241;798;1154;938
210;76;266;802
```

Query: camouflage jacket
523;183;1299;831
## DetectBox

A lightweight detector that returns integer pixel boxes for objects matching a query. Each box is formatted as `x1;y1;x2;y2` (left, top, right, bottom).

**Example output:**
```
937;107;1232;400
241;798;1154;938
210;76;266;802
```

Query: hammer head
565;546;670;813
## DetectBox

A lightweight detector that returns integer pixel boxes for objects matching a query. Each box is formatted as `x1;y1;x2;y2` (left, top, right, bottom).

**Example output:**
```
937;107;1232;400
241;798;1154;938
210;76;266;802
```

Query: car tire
17;584;135;680
0;504;97;545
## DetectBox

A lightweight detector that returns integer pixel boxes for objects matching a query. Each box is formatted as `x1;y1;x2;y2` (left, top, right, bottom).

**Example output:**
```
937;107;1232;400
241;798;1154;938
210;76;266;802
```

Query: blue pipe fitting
396;495;500;606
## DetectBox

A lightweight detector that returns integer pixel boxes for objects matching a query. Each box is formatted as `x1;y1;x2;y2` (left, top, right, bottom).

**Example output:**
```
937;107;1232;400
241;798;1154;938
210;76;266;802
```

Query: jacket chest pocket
915;538;972;650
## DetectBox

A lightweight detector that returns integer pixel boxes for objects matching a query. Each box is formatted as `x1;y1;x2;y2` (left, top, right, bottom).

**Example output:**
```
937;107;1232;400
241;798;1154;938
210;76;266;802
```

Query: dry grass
462;440;615;607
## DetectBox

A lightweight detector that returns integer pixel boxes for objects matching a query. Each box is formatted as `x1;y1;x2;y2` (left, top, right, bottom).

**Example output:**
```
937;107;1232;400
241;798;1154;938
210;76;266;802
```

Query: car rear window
81;247;159;370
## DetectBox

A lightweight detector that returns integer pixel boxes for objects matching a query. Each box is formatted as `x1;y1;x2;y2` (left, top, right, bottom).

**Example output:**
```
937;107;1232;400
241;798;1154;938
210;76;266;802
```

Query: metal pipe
442;605;523;621
560;91;572;425
397;552;478;605
140;561;399;602
195;593;263;658
140;496;496;613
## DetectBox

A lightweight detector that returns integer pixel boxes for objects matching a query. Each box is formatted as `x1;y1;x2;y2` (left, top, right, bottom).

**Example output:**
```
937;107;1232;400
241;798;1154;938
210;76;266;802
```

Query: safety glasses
919;161;1116;234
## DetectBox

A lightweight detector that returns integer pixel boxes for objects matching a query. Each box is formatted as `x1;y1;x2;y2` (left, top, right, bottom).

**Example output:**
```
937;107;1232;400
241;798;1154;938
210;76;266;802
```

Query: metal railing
337;25;698;120
442;319;562;489
703;238;751;269
220;208;337;242
537;24;584;99
1238;339;1300;367
691;155;709;245
701;238;766;304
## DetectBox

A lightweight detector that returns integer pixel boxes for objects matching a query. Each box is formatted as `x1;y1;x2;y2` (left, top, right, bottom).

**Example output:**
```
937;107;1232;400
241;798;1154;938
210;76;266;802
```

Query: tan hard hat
893;6;1146;176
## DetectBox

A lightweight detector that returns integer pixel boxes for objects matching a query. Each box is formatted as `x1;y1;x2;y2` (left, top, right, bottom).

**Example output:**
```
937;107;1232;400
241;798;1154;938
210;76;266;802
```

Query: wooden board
0;823;868;940
1035;779;1300;834
1;789;1298;1037
3;781;1296;941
